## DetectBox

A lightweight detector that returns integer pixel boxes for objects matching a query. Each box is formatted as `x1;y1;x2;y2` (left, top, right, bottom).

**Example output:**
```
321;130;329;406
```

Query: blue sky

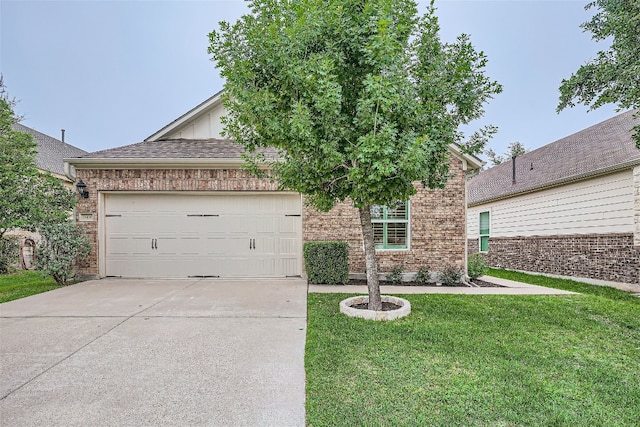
1;0;621;159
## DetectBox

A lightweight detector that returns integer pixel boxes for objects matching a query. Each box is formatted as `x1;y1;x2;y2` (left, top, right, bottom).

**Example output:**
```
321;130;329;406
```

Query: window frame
479;210;490;252
371;202;410;251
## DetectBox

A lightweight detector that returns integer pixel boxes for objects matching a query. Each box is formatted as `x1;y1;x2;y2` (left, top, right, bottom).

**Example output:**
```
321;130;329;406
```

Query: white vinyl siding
467;170;634;238
166;102;226;139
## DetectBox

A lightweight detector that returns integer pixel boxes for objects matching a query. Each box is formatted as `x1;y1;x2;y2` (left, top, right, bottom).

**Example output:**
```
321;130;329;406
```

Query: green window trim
371;202;409;250
479;211;490;252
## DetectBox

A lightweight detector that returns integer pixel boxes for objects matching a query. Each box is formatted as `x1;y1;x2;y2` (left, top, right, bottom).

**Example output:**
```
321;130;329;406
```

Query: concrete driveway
0;278;307;427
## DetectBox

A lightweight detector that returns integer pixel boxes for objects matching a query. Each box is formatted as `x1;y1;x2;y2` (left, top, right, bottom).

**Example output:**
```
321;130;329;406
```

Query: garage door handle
249;238;256;250
151;238;157;250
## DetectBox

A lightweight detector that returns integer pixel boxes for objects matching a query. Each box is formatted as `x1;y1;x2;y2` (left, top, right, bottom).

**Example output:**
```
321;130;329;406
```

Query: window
371;202;409;250
479;211;490;252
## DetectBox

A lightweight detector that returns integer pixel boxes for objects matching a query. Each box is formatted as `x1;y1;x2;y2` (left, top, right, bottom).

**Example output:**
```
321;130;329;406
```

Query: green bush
415;266;431;284
467;253;488;280
0;236;20;274
304;241;349;285
438;265;463;286
35;221;90;285
386;265;404;284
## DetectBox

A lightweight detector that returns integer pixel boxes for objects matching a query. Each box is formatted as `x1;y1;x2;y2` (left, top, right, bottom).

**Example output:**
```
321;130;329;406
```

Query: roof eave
448;144;485;170
64;157;245;170
468;158;640;207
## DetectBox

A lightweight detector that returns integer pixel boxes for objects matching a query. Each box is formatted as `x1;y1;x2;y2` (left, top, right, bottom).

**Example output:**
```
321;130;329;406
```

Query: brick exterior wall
76;158;468;278
468;234;640;285
304;158;468;275
74;168;278;277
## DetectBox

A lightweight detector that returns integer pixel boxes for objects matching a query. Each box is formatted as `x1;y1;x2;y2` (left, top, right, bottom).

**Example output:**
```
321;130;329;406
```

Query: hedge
303;241;349;285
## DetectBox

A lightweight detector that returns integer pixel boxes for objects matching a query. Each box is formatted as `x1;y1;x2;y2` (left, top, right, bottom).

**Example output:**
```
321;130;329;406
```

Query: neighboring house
8;124;87;269
65;92;482;279
467;110;640;287
12;123;88;188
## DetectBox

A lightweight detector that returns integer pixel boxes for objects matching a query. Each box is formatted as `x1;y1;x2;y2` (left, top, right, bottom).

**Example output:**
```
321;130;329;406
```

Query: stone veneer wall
74;168;279;277
304;158;468;274
468;234;640;285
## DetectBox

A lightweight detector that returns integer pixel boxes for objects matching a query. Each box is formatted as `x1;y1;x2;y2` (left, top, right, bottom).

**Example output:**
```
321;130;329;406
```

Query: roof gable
145;91;224;141
142;90;483;169
468;110;640;206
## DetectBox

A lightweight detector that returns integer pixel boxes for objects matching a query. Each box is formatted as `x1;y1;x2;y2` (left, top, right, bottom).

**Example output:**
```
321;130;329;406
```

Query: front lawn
0;270;59;303
487;267;639;301
306;283;640;425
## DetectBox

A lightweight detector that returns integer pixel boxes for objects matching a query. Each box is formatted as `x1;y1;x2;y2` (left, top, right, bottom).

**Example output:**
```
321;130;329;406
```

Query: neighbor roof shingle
77;138;278;160
12;123;88;176
468;110;640;206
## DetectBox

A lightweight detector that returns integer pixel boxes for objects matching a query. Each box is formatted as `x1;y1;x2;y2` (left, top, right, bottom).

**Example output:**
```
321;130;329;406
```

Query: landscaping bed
347;278;503;287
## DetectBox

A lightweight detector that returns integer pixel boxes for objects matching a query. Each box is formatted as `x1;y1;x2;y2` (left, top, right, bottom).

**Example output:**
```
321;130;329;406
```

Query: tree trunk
358;205;382;311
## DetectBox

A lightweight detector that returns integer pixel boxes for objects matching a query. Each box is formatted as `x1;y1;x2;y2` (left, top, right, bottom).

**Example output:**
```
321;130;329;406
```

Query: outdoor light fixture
76;180;89;199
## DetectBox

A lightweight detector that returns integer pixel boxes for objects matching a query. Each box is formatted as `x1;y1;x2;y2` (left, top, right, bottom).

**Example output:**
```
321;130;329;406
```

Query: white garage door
104;193;302;278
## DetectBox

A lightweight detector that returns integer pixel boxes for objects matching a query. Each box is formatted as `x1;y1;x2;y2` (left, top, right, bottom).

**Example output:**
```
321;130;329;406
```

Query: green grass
487;268;639;301
306;285;640;425
0;270;59;303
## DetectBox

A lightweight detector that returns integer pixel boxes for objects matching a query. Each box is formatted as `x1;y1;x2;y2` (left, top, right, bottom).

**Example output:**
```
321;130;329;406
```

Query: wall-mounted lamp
76;180;89;199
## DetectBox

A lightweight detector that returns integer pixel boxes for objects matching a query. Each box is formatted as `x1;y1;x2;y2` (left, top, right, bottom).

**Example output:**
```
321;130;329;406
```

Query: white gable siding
467;169;634;238
165;102;226;139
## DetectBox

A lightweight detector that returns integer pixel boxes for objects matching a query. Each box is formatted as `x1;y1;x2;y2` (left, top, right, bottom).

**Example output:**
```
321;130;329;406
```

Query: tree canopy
209;0;501;211
209;0;501;309
485;141;529;166
558;0;640;147
0;80;76;238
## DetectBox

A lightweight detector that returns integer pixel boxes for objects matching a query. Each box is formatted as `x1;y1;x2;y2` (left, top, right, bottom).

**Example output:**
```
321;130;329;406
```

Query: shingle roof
468;110;640;206
78;138;278;160
12;123;88;176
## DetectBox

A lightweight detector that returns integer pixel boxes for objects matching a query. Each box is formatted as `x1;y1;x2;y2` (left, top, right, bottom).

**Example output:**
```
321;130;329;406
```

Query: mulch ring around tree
347;278;504;288
351;301;403;311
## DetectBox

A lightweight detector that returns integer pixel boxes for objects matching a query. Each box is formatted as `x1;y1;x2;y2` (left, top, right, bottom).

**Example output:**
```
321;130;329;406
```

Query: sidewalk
308;275;576;295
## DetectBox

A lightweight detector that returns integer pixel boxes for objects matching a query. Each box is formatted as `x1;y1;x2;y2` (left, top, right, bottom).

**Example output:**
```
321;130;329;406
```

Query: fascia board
64;157;245;170
448;144;485;170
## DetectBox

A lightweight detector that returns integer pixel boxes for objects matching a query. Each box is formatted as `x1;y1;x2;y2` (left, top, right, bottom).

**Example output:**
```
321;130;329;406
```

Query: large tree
0;79;76;238
558;0;640;147
209;0;501;309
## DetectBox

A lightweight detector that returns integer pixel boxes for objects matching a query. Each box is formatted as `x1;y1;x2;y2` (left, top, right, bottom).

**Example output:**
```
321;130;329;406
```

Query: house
8;124;87;269
12;123;88;188
467;110;640;287
65;92;483;279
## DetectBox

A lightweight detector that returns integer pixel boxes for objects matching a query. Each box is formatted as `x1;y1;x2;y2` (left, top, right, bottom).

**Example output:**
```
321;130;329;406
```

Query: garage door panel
105;193;301;278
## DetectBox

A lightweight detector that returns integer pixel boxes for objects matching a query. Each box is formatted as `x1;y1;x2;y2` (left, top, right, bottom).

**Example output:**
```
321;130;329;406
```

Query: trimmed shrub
0;236;20;274
415;266;431;284
439;265;463;286
467;253;488;280
35;221;91;285
304;241;349;285
386;265;404;284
